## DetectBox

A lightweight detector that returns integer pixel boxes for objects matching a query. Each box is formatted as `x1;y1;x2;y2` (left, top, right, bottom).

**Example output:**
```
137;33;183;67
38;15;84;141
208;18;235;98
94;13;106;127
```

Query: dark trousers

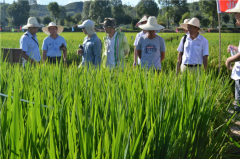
47;56;61;64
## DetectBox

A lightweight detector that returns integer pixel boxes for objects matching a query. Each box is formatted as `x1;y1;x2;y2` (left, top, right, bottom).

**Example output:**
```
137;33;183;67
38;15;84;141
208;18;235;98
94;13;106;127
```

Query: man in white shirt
20;17;41;66
177;18;209;73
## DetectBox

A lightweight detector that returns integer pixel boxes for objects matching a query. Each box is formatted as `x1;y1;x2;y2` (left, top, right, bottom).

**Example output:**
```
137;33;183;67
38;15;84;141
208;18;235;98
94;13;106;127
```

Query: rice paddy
0;32;239;158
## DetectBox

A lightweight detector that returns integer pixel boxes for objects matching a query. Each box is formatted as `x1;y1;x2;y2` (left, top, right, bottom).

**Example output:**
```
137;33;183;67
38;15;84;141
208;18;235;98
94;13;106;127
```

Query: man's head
78;20;95;36
48;26;58;36
28;27;39;36
147;30;156;37
101;18;116;35
187;24;199;35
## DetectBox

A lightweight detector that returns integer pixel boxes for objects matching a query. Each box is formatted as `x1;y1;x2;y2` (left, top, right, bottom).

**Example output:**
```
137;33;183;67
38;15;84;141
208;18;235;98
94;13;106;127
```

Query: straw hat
226;1;240;13
181;18;205;34
22;17;41;29
178;19;190;30
139;16;165;30
42;22;64;35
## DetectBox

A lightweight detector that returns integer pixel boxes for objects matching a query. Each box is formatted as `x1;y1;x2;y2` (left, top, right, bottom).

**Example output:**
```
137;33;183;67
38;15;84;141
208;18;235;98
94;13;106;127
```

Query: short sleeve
136;37;142;51
42;38;48;51
203;39;209;56
20;36;28;52
133;33;140;46
177;37;184;52
160;38;166;52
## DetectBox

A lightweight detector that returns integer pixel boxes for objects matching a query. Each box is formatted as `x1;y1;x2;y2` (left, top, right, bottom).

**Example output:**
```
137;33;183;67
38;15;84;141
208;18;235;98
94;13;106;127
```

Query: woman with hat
42;22;67;65
133;15;148;66
225;1;240;112
136;16;165;72
20;17;42;66
177;18;209;73
77;19;102;68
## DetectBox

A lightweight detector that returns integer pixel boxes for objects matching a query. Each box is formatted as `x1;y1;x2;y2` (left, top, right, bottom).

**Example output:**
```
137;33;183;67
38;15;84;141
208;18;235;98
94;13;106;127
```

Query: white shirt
177;34;209;65
105;31;118;69
19;31;41;62
231;42;240;80
134;31;147;65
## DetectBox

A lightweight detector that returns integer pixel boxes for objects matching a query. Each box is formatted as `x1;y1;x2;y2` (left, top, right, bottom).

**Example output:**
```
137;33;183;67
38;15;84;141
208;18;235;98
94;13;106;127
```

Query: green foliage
59;6;67;20
112;0;125;25
222;13;230;24
47;2;60;22
89;0;112;23
131;18;140;30
199;0;217;28
136;0;159;17
201;18;211;28
194;13;202;22
42;16;52;25
82;1;91;21
73;13;82;24
7;1;30;26
179;12;190;24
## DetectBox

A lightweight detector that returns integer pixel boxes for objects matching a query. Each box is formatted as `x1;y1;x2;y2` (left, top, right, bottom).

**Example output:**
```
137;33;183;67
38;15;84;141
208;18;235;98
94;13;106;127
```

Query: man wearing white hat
77;19;102;68
133;15;148;66
178;19;190;34
177;18;209;73
136;16;165;72
20;17;41;66
42;22;67;64
225;1;240;113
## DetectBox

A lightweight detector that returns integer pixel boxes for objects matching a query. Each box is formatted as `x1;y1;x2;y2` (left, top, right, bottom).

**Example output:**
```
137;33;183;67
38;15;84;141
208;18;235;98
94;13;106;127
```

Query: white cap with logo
78;20;95;35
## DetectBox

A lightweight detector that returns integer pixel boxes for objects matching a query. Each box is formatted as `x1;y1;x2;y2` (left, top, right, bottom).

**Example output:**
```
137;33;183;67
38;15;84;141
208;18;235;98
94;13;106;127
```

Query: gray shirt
136;35;165;70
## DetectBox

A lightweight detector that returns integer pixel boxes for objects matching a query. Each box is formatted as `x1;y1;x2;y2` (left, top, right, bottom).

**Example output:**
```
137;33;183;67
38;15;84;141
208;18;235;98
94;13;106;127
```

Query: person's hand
133;63;137;67
60;44;67;51
77;49;83;56
228;45;235;52
226;58;233;70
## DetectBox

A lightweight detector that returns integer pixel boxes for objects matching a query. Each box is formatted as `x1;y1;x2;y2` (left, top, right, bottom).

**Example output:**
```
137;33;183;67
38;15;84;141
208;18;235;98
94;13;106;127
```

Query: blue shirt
81;34;102;67
19;31;41;62
42;35;67;57
136;35;166;70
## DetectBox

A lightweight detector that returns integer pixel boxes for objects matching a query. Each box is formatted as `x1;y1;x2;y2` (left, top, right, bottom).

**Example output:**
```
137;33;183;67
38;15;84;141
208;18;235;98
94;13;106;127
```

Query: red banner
217;0;239;13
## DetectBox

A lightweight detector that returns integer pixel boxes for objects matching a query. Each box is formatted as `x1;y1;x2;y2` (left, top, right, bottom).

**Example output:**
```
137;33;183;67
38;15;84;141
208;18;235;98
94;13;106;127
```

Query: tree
201;18;210;27
136;0;159;18
59;18;65;26
158;0;172;28
47;2;60;23
131;18;140;30
123;14;132;24
43;16;52;25
173;12;182;26
36;17;41;24
59;6;67;20
7;1;30;26
89;0;112;23
112;0;125;25
222;13;230;24
82;1;91;21
194;13;202;22
199;0;217;28
74;13;82;24
179;12;190;24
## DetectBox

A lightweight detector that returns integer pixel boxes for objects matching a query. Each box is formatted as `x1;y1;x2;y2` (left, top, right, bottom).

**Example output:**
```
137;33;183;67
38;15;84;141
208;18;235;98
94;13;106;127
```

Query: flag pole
218;12;221;74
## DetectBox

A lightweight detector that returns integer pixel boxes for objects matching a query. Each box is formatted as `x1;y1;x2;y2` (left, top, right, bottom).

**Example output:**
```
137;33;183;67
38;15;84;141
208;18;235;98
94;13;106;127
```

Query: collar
49;34;59;40
87;33;96;41
187;33;201;40
27;30;36;38
107;31;117;39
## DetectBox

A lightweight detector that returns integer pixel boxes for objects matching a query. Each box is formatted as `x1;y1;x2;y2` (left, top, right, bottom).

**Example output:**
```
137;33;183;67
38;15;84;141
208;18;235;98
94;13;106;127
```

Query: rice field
0;32;239;158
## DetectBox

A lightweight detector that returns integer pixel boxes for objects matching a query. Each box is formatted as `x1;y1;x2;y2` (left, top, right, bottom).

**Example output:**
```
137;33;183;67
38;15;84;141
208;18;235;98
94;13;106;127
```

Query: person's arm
137;50;141;59
203;55;208;70
226;52;240;69
161;51;165;62
21;51;35;63
93;40;102;67
42;50;47;63
63;49;67;64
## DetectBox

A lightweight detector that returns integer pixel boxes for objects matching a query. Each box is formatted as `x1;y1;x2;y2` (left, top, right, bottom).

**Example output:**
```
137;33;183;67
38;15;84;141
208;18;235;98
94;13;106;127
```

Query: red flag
176;28;178;33
20;26;22;30
217;0;239;13
208;29;210;33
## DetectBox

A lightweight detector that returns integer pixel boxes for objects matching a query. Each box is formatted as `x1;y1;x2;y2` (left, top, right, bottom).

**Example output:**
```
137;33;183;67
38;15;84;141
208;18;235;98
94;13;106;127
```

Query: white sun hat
181;18;205;34
226;1;240;13
139;16;165;30
78;19;95;35
42;22;64;35
178;19;190;30
22;17;41;29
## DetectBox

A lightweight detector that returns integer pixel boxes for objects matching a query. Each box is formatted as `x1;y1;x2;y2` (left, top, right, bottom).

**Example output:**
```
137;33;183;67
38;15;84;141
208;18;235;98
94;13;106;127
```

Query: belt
47;56;61;60
184;64;201;67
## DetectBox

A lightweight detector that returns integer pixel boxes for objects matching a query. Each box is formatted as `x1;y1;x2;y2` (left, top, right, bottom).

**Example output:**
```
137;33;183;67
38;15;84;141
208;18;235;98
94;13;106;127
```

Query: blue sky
3;0;199;6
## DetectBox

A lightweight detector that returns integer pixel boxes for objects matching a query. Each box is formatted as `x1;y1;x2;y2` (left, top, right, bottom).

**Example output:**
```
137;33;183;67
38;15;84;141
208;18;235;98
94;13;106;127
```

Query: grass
0;32;239;158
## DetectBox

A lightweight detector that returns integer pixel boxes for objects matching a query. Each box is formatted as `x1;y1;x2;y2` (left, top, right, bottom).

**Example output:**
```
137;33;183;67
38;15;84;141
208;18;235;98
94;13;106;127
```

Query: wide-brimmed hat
178;19;190;30
139;16;165;30
22;17;41;29
226;1;240;13
78;19;95;35
100;18;116;28
136;15;149;27
42;22;64;35
181;18;205;34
